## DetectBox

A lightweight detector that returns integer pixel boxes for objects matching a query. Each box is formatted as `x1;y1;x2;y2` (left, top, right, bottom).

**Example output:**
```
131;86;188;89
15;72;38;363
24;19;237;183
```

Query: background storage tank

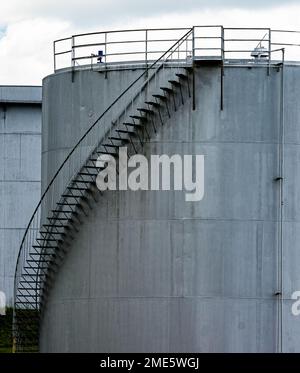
0;86;41;306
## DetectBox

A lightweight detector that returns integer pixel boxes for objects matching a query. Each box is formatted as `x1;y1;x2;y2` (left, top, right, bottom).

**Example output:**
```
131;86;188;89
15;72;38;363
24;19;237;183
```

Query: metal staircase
13;29;193;352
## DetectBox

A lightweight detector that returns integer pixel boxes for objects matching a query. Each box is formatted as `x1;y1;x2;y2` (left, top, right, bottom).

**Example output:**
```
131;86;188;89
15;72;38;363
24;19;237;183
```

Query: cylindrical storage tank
39;60;300;353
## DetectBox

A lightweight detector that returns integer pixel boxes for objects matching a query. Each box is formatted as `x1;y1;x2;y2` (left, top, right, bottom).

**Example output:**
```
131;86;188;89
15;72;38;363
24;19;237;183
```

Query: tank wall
40;64;300;352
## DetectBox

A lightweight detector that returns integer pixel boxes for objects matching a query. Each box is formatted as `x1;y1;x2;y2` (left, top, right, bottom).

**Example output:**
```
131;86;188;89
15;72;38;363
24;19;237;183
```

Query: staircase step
176;73;188;80
168;80;181;86
184;66;193;72
78;172;98;177
21;273;47;278
16;295;36;299
137;108;154;114
74;179;95;184
85;165;101;170
160;87;173;93
97;151;118;156
42;224;70;228
15;301;37;305
52;209;78;214
32;245;57;249
108;136;130;142
40;229;66;235
23;266;40;270
57;202;79;206
123;122;142;128
26;263;49;268
152;94;167;101
61;194;81;198
145;101;161;107
36;238;58;242
129;115;147;121
27;259;49;263
67;187;88;191
47;217;70;221
115;129;136;134
30;252;55;257
103;143;120;148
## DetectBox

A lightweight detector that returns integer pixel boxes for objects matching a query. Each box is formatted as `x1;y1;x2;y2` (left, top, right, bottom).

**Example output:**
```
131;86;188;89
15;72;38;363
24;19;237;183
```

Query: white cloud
0;19;73;85
0;1;299;27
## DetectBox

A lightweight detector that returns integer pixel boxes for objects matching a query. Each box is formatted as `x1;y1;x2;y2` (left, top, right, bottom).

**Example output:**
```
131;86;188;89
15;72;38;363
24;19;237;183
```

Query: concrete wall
40;64;300;352
0;86;42;306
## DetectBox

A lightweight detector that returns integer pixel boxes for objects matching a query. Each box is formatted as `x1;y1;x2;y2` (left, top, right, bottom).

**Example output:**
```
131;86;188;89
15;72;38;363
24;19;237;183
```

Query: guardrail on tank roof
53;26;300;72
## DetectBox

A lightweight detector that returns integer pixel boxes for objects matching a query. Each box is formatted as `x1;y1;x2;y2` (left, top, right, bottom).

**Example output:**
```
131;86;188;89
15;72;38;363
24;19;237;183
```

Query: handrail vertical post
268;28;272;76
192;26;195;61
192;26;196;110
53;41;56;72
71;36;75;83
105;32;108;79
145;29;148;77
221;26;225;111
221;26;225;61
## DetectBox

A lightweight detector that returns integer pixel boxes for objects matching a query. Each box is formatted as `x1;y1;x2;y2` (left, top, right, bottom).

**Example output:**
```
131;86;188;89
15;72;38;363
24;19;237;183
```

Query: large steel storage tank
14;26;300;353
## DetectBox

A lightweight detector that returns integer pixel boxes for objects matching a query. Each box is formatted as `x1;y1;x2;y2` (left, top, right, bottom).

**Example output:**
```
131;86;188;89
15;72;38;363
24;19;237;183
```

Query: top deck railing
53;26;300;72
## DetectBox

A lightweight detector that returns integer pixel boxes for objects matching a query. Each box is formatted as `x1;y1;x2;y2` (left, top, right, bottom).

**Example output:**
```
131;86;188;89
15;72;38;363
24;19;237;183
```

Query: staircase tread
137;108;154;114
108;136;130;142
78;172;98;176
168;80;181;85
152;94;167;101
129;115;147;121
160;86;173;92
145;101;161;107
176;73;188;80
97;151;118;156
67;187;88;191
103;143;120;148
122;122;142;127
115;129;136;134
41;225;68;228
74;179;95;184
32;245;57;248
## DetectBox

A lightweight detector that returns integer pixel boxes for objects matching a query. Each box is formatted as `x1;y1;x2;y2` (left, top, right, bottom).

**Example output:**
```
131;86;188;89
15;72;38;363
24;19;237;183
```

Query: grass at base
0;308;13;353
0;307;39;353
0;347;12;353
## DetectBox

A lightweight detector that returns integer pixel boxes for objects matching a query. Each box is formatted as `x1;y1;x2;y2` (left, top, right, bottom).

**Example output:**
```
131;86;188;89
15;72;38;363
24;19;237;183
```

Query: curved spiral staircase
13;29;194;352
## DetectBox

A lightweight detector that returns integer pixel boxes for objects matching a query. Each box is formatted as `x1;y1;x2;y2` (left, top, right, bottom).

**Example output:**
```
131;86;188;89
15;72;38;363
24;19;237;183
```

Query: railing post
105;32;108;79
192;26;195;61
90;54;93;71
53;41;56;72
268;28;272;76
221;26;225;111
221;26;225;61
192;26;196;110
145;29;148;77
71;36;75;83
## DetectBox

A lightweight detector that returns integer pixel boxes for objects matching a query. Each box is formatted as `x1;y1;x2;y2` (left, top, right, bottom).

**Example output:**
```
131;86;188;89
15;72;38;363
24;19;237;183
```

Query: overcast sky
0;0;300;85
